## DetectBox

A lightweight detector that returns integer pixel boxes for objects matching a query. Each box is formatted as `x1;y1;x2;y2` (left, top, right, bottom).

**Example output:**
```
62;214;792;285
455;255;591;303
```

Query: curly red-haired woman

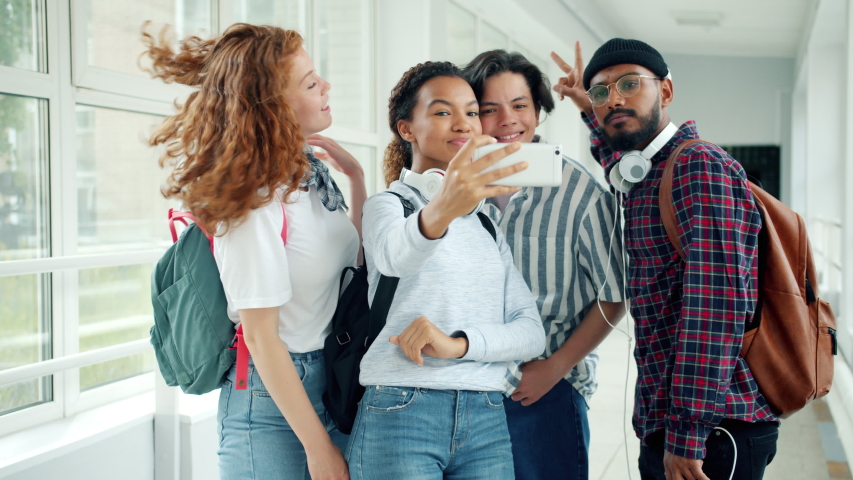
143;23;364;480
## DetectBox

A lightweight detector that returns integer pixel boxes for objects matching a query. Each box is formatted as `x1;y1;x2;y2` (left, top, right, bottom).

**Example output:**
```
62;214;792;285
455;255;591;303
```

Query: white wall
664;54;796;203
665;54;795;145
5;422;154;480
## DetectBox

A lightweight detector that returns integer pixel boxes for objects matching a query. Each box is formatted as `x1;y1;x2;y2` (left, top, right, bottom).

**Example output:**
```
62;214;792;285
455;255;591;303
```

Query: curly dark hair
383;61;463;187
141;23;308;235
462;50;554;115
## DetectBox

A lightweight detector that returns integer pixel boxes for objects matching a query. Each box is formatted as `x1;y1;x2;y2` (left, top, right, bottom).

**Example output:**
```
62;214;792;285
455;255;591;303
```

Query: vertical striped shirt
484;138;625;404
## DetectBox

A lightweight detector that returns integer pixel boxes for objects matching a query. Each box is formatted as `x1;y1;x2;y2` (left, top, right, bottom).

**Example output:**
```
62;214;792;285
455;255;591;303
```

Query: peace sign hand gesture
551;41;593;116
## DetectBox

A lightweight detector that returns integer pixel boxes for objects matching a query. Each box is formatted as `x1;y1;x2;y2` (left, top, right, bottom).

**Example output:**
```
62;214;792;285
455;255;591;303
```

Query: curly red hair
141;23;308;234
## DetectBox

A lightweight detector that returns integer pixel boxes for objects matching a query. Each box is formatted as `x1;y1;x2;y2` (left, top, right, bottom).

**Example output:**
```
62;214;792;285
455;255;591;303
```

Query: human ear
397;119;416;143
660;78;674;108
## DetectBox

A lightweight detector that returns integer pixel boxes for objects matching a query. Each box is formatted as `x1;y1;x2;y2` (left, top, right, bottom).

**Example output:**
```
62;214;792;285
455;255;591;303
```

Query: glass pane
0;377;51;415
232;0;308;50
317;0;375;132
447;3;476;66
79;264;155;390
0;0;44;72
0;94;51;415
75;106;175;253
0;274;52;414
480;21;507;53
322;143;376;200
0;94;49;260
87;0;212;77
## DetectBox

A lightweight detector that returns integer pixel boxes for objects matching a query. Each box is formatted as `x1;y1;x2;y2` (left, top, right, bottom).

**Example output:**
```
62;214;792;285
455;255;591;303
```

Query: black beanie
583;38;668;90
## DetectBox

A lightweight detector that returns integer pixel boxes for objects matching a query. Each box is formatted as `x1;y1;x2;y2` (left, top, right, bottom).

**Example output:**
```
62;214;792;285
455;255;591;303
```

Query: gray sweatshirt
359;181;545;392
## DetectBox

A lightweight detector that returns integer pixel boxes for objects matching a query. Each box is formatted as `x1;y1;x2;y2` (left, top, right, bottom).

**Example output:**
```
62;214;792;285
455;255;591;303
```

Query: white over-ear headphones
609;122;678;193
400;167;445;201
399;168;484;214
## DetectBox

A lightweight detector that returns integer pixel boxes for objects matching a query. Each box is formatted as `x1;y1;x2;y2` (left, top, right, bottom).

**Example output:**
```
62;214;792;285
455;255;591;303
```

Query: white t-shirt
214;186;359;353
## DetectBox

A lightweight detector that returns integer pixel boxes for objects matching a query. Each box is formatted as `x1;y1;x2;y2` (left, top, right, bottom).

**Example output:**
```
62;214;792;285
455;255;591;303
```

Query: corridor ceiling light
671;10;724;27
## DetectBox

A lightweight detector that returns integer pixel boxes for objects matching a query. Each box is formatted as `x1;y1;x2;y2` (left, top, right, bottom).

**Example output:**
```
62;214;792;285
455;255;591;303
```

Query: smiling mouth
495;132;523;142
321;103;330;112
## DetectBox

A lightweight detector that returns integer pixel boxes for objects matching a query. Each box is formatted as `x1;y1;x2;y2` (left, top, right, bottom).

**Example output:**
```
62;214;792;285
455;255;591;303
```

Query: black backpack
322;191;497;434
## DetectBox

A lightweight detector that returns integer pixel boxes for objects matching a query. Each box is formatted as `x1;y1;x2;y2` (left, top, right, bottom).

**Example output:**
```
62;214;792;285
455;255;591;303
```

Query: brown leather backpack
658;139;838;418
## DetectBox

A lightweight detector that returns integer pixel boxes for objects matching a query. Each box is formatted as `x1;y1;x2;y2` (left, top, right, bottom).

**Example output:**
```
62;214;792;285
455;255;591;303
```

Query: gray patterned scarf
299;151;348;212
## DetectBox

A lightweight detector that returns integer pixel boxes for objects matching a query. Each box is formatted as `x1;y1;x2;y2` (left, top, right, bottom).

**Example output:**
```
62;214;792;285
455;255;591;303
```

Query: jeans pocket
217;380;233;447
703;429;735;480
749;429;779;475
364;386;419;413
484;391;505;410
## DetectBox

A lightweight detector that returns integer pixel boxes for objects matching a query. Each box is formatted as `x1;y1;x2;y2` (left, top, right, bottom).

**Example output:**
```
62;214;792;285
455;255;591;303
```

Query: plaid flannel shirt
583;114;777;459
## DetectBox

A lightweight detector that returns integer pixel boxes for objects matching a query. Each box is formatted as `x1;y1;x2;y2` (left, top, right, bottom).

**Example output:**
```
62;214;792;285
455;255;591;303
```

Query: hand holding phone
474;143;563;187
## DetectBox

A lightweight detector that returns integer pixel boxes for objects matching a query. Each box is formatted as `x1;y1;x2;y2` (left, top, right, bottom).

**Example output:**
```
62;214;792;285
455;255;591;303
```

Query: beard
601;97;661;151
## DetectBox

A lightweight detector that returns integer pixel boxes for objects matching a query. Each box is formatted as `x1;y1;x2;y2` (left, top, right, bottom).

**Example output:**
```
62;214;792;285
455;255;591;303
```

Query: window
0;0;378;435
85;0;213;78
447;2;477;66
317;0;375;132
0;0;46;72
446;1;544;73
233;0;308;49
0;94;50;416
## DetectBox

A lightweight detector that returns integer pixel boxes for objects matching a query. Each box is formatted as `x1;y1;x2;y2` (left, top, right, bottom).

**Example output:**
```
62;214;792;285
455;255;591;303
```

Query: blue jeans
345;386;515;479
504;379;590;480
217;350;348;479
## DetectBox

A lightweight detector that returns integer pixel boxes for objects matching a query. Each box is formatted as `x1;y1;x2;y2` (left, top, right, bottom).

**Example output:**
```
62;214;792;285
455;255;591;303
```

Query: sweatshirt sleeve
362;192;442;278
457;218;545;363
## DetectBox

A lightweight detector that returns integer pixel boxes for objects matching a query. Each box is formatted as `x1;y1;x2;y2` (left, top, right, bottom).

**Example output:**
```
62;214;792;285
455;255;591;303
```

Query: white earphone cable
713;426;738;480
596;186;634;480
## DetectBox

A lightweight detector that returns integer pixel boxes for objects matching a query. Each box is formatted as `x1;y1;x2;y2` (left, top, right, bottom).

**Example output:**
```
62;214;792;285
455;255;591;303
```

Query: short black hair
462;50;554;114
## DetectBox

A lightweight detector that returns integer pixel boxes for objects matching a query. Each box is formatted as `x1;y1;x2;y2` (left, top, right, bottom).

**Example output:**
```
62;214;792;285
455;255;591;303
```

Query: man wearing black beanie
550;40;780;480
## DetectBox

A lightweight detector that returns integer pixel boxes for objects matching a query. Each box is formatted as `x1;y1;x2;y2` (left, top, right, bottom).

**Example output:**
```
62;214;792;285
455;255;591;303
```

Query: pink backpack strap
168;208;197;242
231;323;249;390
169;208;215;254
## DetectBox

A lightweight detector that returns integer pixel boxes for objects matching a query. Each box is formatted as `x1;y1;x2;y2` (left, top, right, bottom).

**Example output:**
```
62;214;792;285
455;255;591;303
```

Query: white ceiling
560;0;819;58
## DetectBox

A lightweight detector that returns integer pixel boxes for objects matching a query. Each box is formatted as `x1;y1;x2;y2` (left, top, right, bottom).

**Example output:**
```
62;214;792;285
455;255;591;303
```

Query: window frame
0;0;381;437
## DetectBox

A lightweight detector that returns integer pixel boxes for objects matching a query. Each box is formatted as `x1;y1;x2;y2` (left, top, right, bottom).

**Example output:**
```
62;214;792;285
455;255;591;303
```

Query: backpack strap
232;323;249;389
477;212;498;242
658;138;703;262
364;191;414;346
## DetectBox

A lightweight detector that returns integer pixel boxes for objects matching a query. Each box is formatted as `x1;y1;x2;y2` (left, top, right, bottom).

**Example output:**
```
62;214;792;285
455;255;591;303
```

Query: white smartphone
473;143;563;187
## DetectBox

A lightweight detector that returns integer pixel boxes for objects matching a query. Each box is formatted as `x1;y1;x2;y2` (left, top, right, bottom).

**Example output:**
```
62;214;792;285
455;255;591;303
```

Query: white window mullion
361;0;376;194
218;0;234;32
309;0;319;61
53;0;82;419
0;68;55;98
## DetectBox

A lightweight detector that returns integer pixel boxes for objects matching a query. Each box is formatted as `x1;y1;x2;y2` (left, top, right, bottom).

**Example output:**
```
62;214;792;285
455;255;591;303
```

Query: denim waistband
366;385;502;395
248;348;325;365
288;349;325;361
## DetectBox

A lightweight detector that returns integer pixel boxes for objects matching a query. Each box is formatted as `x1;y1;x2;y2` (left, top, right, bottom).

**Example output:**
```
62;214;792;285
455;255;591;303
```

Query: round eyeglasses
585;74;662;107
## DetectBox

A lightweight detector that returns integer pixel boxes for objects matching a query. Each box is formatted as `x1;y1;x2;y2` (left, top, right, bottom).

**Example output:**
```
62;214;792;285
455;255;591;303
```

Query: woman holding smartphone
143;24;365;480
345;61;545;480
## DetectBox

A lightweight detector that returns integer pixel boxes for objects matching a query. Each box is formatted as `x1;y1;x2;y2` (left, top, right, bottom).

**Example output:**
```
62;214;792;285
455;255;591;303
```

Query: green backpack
150;208;287;394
